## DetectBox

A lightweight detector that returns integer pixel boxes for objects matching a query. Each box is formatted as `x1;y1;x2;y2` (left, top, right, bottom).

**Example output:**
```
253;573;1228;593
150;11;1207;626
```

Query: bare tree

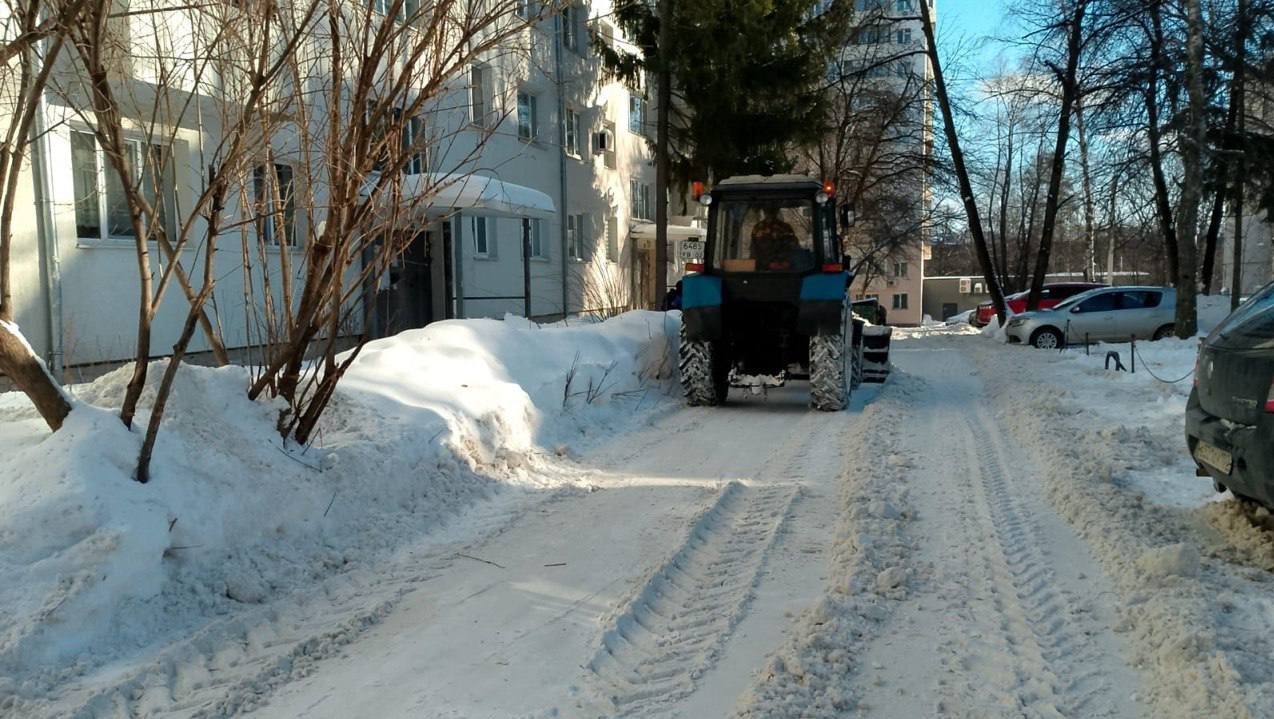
0;0;77;430
918;0;1008;323
240;0;549;444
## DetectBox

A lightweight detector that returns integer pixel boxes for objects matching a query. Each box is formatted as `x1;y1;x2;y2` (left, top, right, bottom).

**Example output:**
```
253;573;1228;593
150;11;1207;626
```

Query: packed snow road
16;327;1274;718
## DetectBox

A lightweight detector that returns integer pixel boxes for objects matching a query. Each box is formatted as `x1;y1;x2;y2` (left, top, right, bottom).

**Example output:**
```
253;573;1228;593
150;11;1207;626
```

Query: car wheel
1152;323;1175;341
1030;327;1064;350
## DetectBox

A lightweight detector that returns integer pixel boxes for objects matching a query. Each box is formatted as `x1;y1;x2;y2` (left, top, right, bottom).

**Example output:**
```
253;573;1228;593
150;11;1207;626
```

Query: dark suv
1186;281;1274;506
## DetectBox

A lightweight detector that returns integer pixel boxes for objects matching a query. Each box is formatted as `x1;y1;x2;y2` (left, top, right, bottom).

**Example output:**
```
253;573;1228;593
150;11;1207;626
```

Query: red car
973;283;1106;327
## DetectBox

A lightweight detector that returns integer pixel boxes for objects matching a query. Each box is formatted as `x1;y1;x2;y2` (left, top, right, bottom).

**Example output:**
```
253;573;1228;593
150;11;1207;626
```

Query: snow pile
0;311;677;703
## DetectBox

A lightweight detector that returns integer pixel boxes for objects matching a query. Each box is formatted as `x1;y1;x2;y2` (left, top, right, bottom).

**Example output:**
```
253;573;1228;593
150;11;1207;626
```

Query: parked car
972;282;1106;327
1186;280;1274;507
1003;286;1176;349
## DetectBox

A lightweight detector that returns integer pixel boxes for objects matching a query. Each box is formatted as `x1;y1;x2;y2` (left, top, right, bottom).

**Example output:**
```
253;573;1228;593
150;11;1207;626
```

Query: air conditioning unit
958;278;972;294
594;129;614;154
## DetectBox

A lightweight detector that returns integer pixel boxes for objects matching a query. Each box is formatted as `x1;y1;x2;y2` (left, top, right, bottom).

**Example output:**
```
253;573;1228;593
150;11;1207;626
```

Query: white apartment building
838;0;933;325
2;0;662;374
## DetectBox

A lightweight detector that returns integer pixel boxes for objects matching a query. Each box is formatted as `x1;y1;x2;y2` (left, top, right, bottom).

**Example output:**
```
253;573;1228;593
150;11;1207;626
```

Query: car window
1052;287;1103;311
1212;281;1274;348
1119;291;1161;309
1039;288;1054;299
1075;292;1117;312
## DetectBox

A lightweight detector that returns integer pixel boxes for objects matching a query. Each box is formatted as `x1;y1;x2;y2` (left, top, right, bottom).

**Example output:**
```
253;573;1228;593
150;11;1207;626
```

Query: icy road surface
35;331;1274;718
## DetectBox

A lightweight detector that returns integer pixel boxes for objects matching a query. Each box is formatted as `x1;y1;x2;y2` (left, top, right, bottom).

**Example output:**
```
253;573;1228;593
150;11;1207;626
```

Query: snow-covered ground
4;307;1274;718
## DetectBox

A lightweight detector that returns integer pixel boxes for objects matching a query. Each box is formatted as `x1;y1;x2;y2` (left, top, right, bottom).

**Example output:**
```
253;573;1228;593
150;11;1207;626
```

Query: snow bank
0;311;678;700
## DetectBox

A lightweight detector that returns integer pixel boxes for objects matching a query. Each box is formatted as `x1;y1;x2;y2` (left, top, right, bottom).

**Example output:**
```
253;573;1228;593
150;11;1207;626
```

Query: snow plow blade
861;326;892;383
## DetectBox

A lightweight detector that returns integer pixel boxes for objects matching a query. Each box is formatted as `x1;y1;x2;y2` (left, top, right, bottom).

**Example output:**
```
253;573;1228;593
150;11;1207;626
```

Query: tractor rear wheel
810;305;849;411
679;325;728;406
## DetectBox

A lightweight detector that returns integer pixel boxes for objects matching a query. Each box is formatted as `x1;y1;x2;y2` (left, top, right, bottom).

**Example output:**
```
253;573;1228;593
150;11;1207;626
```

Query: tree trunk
1145;4;1179;286
653;0;672;309
0;321;71;430
1075;98;1097;281
1027;0;1085;311
997;130;1013;285
1230;0;1247;311
919;0;1007;322
1175;0;1205;338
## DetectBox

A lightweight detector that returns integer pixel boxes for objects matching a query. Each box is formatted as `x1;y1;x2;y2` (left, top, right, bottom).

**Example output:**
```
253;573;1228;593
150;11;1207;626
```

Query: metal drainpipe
554;13;569;319
29;44;64;377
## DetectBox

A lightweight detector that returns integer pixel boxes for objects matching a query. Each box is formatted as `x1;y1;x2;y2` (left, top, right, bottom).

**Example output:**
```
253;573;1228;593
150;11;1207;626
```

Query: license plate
1194;440;1233;475
680;239;704;260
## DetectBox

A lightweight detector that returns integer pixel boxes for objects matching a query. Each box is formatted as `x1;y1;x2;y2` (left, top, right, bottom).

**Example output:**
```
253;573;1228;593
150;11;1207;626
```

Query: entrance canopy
366;172;557;220
630;222;706;245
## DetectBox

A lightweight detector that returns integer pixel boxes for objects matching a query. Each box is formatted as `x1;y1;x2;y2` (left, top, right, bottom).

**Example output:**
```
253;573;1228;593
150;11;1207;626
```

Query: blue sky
934;0;1023;77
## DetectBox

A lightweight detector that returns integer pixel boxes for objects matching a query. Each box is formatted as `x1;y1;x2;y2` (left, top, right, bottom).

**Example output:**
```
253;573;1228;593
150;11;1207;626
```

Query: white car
1004;286;1178;349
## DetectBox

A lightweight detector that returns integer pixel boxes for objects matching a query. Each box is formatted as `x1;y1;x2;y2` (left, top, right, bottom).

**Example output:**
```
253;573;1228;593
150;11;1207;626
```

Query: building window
893;260;908;278
253;163;295;245
892;293;909;310
525;218;547;258
567;213;589;259
71;130;172;241
563;4;580;51
516;0;533;19
606;213;619;262
896;27;911;44
401;115;426;174
565;109;581;157
471;216;493;258
895;0;912;10
629;179;652;220
470;65;490;128
628;94;645;134
517;90;538;140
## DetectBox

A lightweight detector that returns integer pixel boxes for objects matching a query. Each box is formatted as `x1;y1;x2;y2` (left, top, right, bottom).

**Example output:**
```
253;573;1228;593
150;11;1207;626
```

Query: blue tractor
677;175;861;410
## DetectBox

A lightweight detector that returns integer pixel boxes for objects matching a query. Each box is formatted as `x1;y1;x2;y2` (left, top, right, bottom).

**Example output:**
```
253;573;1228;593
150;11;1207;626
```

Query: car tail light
1265;376;1274;413
685;262;704;273
822;263;843;272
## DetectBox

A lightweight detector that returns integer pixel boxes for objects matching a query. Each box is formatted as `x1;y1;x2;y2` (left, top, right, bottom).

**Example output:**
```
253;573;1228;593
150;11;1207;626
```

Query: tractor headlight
815;191;829;204
699;193;713;206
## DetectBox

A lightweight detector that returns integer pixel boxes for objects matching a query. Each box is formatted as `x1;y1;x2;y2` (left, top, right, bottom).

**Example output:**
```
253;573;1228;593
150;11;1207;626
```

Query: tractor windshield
713;197;816;272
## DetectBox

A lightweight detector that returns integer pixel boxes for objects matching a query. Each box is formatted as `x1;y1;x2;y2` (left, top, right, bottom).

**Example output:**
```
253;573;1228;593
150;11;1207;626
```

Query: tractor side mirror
839;205;855;228
842;254;853;269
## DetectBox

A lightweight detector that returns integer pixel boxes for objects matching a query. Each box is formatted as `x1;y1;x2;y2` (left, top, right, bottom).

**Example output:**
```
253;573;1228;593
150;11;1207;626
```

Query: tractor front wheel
679;325;728;406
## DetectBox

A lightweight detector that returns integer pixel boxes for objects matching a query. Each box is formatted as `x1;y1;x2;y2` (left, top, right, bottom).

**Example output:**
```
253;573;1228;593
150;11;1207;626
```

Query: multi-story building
2;0;662;376
1218;81;1274;297
836;0;933;325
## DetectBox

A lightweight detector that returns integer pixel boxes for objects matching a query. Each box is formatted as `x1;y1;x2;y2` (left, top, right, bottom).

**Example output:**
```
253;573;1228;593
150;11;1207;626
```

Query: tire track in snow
587;481;799;715
949;408;1125;717
587;409;820;715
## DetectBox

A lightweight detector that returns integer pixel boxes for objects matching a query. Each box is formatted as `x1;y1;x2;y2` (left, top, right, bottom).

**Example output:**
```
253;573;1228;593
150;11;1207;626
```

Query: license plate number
680;239;704;260
1194;440;1233;475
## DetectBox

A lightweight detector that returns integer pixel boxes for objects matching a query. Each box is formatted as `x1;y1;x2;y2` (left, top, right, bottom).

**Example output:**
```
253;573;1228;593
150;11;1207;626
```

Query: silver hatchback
1004;286;1178;349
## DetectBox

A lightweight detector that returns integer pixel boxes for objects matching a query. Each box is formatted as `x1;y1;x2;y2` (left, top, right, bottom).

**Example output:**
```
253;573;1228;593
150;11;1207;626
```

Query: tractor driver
751;206;799;269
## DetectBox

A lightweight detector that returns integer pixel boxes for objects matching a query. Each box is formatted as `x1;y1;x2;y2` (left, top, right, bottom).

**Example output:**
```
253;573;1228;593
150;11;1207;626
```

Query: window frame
628;94;645;134
892;293;909;310
471;216;493;259
71;129;175;245
517;90;539;141
253;162;296;246
564;108;581;157
470;65;490;128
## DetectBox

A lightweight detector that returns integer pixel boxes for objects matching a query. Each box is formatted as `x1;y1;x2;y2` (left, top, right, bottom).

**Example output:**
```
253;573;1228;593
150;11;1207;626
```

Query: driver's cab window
714;198;816;272
1075;292;1117;312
